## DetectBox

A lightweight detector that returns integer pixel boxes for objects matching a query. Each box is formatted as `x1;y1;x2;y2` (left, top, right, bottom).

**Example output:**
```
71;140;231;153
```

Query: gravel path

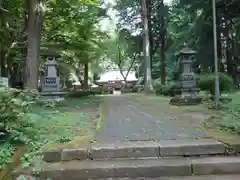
95;95;207;142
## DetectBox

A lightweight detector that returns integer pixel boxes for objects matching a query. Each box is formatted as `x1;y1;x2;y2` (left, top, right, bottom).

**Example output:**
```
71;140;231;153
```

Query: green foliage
17;174;52;180
104;29;141;78
196;73;234;95
0;88;38;169
42;1;108;83
154;80;176;96
0;88;35;144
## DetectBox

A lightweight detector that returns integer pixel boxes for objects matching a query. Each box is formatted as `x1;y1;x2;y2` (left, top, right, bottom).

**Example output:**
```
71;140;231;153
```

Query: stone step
16;156;240;180
43;139;226;162
97;174;240;180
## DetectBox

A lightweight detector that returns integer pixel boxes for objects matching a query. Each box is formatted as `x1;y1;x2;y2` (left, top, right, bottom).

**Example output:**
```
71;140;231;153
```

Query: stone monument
40;50;65;100
170;47;202;105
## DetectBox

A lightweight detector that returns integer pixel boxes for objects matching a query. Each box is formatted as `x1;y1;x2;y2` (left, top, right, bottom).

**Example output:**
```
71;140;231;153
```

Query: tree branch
117;44;123;69
124;53;137;81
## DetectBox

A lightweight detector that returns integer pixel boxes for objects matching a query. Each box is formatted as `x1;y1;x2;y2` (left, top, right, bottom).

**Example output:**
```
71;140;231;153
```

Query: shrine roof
96;70;138;83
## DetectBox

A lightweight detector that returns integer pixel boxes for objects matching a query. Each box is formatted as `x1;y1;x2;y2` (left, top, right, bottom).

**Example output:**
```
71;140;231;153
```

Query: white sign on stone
113;90;122;95
0;77;9;87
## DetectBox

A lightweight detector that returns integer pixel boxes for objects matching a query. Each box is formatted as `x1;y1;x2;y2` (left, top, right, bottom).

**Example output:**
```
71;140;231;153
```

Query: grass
29;97;100;139
203;92;240;135
0;96;101;174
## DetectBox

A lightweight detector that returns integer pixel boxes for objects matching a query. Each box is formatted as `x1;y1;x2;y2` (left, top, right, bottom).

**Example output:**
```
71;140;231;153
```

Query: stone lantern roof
175;47;196;56
40;46;61;58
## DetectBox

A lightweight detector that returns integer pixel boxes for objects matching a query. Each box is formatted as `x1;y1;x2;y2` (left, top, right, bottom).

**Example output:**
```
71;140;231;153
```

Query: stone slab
42;149;61;163
158;139;225;157
38;160;115;180
97;174;240;180
15;157;240;179
35;159;191;179
61;148;89;161
170;96;202;105
192;156;240;175
114;159;192;178
90;141;159;159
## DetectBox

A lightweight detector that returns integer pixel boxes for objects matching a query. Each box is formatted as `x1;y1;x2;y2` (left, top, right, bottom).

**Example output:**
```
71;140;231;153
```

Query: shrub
65;89;101;98
132;85;141;92
0;88;35;144
197;73;234;95
155;81;176;96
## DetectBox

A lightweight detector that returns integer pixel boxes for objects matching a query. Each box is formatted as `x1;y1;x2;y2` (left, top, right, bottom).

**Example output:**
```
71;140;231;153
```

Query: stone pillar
170;47;202;105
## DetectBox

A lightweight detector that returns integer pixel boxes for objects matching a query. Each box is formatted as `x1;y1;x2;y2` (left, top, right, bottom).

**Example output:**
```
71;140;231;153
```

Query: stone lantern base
170;95;202;106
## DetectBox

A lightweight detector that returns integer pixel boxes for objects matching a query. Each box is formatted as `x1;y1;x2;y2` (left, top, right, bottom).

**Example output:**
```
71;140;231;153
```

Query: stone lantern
170;47;202;105
40;48;65;100
40;49;60;93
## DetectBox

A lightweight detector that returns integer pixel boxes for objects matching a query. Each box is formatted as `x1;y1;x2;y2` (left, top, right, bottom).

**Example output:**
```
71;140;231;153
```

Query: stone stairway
13;139;240;179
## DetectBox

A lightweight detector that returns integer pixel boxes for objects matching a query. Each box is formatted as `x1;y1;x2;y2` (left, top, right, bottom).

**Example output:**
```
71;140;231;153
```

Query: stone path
95;95;208;142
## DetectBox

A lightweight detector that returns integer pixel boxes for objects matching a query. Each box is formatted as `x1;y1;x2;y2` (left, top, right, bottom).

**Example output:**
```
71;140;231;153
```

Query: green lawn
28;97;101;140
145;92;240;136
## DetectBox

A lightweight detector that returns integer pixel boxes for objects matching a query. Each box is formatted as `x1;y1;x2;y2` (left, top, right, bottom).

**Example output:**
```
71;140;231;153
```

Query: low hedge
65;89;102;98
196;73;234;95
154;73;234;97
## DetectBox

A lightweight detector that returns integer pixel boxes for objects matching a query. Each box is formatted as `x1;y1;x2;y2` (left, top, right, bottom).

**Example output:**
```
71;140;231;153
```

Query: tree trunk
216;10;222;72
160;0;166;85
142;0;154;94
24;0;44;89
0;47;6;77
0;9;7;77
147;0;153;71
75;67;84;86
83;63;88;89
160;36;166;85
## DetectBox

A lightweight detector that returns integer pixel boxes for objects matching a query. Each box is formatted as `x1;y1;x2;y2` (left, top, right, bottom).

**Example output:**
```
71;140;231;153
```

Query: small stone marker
0;77;9;87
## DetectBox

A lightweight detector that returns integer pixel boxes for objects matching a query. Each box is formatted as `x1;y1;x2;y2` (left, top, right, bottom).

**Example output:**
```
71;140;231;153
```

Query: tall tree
142;0;154;93
25;0;46;89
105;29;141;83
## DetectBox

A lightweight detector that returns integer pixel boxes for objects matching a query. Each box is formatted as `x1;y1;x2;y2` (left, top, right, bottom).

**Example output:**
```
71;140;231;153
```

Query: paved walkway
96;95;209;142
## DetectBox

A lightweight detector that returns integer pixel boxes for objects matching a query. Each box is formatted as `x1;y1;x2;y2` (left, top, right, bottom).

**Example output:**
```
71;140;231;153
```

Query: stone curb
192;156;240;175
42;148;62;162
42;139;226;162
32;156;240;179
